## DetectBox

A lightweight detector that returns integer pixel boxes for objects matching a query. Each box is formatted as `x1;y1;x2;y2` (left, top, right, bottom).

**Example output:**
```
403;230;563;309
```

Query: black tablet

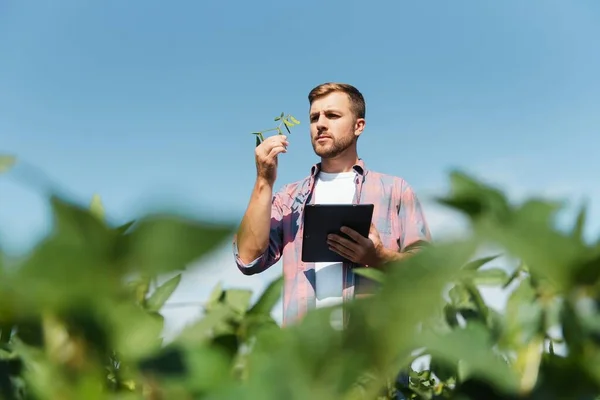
301;203;374;263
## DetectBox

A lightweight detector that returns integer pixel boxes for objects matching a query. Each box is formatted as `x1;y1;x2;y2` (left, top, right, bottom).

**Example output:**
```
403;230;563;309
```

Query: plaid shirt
232;159;431;326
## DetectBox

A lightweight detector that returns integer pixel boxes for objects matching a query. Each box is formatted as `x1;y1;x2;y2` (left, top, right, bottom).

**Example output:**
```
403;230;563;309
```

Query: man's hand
255;135;288;185
327;223;389;267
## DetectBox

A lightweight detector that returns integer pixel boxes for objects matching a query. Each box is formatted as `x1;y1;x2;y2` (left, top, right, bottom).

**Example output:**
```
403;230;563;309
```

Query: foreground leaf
122;215;232;274
146;274;182;312
247;276;284;316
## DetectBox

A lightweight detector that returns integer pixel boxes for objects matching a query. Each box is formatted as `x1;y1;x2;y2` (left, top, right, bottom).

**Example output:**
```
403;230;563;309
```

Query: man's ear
354;118;366;138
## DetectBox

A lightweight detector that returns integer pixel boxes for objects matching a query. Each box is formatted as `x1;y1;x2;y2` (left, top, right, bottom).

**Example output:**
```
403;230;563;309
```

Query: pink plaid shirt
233;159;431;326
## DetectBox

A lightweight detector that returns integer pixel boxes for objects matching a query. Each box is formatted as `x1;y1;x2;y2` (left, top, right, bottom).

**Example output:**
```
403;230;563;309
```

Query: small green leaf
89;194;105;221
283;122;291;134
572;201;587;241
225;289;253;314
421;322;519;391
449;284;473;310
122;215;232;274
0;154;16;173
146;273;182;312
248;276;283;315
256;136;261;147
471;267;509;286
206;281;224;307
133;276;151;304
462;255;500;271
289;115;300;124
115;220;135;234
274;116;281;121
47;195;117;256
111;303;164;360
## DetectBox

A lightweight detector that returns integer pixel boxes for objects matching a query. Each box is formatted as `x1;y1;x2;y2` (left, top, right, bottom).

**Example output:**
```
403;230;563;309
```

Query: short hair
308;82;366;119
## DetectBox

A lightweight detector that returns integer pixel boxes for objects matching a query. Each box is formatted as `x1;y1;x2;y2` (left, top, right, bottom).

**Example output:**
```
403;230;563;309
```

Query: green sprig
251;112;300;146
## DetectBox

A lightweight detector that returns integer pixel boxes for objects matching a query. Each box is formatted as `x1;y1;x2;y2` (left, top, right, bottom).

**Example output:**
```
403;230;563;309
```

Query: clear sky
1;1;599;338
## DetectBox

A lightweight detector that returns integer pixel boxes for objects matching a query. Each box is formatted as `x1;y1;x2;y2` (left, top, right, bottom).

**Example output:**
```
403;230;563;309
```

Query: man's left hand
327;223;388;267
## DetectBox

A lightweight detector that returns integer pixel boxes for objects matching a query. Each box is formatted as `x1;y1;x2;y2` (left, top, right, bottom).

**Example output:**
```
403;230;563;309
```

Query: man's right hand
255;135;288;185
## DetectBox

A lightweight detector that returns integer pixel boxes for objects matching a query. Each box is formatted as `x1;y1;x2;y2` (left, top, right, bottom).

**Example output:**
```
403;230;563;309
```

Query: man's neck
320;150;359;173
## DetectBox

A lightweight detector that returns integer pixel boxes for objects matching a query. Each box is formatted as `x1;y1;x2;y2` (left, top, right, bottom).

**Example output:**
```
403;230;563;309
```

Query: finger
258;135;288;154
340;226;368;244
264;135;288;148
266;145;287;160
328;234;358;253
329;242;355;262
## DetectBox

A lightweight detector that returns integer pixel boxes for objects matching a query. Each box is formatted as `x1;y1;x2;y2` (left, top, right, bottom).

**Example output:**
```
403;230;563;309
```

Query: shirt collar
310;158;367;177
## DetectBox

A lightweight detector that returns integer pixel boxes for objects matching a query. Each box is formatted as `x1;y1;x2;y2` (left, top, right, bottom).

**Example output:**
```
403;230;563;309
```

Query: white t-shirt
312;171;356;314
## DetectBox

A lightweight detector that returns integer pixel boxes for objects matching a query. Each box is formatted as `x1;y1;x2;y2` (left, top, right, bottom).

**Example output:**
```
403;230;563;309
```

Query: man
233;82;431;327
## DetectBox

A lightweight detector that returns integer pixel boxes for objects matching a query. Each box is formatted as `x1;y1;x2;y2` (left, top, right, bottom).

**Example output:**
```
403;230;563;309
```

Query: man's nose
316;114;328;130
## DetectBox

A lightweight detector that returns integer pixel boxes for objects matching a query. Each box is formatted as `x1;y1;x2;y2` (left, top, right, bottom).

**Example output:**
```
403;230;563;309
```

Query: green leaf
50;195;114;247
89;193;105;221
463;282;489;321
342;240;477;379
256;135;261;147
115;220;135;234
225;289;253;314
443;304;460;328
111;304;164;360
471;268;509;286
283;122;291;134
132;275;151;304
477;198;584;290
449;284;474;310
436;170;511;219
353;267;385;284
289;115;300;124
0;154;16;173
121;215;232;274
15;196;120;303
503;262;524;289
248;276;283;316
462;255;500;271
183;343;233;392
421;322;519;392
178;304;237;344
0;323;13;343
502;277;543;347
146;273;182;312
572;201;587;241
206;281;224;309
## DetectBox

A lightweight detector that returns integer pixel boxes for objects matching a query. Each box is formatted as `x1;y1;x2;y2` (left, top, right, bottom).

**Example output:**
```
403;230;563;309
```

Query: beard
311;134;355;159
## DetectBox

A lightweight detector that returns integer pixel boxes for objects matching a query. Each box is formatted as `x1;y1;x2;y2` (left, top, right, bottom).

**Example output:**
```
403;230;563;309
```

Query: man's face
309;92;364;159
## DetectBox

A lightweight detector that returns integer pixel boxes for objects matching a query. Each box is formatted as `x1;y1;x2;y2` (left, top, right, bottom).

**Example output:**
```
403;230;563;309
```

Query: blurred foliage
1;154;600;400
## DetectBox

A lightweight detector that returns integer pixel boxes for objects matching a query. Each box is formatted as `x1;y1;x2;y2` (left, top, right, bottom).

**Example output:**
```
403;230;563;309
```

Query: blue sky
1;1;599;338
